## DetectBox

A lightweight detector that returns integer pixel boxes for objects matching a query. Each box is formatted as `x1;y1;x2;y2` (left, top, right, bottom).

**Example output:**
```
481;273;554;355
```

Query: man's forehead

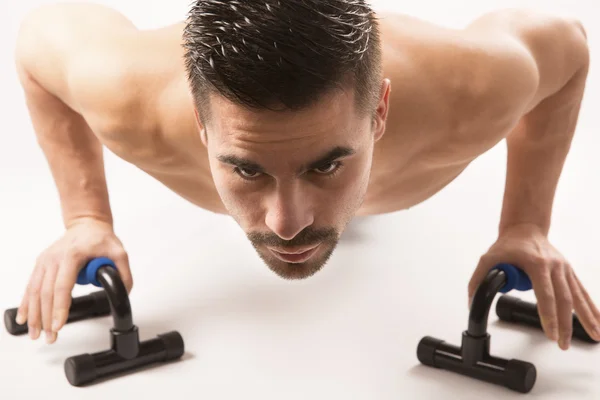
212;111;364;166
206;89;360;136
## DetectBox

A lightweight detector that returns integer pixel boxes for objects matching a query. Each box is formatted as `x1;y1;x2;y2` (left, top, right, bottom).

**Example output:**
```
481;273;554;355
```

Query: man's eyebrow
217;146;356;174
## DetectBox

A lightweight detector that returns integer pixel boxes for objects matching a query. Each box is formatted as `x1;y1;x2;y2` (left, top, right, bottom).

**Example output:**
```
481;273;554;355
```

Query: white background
1;0;599;399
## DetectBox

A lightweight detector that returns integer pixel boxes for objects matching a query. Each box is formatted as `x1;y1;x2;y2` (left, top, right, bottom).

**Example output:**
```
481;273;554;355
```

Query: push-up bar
4;257;184;386
417;264;598;393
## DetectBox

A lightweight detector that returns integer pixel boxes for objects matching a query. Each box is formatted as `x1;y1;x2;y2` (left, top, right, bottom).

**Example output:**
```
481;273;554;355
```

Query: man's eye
234;161;343;181
314;162;341;174
235;168;261;179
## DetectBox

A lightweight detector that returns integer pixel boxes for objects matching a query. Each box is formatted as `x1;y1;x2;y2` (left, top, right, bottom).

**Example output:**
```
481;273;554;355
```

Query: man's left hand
468;223;600;350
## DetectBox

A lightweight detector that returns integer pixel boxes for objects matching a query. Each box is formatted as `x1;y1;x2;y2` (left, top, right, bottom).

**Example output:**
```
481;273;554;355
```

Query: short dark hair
182;0;382;123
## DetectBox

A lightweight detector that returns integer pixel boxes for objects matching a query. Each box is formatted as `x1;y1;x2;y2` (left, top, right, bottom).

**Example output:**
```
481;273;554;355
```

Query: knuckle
113;248;128;262
54;283;71;296
571;286;583;300
541;312;557;324
27;310;39;322
41;287;53;301
555;260;568;270
542;286;555;300
538;269;552;281
27;285;40;298
65;247;83;261
35;250;49;265
560;328;572;337
545;319;558;330
478;254;494;267
560;292;573;306
540;310;552;320
528;254;546;267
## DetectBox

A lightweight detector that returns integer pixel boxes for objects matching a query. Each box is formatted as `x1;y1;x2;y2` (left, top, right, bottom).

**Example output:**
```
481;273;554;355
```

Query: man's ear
372;78;391;142
194;108;208;147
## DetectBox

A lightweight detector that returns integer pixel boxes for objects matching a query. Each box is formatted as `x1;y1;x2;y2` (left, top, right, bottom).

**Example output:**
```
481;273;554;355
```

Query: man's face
198;83;390;280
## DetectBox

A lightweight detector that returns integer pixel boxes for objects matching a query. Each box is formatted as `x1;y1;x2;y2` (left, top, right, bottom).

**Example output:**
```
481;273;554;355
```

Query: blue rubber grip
76;257;117;287
493;263;532;293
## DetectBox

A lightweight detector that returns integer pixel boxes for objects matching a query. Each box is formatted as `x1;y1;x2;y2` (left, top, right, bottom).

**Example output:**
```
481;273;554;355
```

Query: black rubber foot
505;359;536;393
65;353;97;387
159;331;185;361
417;336;443;368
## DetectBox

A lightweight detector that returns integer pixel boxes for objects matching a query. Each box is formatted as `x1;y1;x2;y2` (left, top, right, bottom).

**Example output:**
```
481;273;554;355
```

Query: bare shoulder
463;9;589;110
15;2;170;134
378;9;588;133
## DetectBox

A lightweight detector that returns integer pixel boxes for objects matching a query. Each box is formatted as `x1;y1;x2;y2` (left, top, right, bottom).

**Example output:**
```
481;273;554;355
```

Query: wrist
65;214;113;230
60;186;113;230
498;221;547;238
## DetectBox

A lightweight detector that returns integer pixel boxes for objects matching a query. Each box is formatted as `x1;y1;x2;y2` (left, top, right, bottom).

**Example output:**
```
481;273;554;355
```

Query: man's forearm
21;72;113;229
499;64;589;237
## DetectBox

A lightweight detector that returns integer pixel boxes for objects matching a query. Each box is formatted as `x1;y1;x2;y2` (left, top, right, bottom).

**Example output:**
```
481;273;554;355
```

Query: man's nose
265;185;314;241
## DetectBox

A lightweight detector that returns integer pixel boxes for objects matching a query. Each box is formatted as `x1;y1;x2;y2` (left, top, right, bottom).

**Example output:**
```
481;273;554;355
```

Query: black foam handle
496;295;599;344
3;291;111;335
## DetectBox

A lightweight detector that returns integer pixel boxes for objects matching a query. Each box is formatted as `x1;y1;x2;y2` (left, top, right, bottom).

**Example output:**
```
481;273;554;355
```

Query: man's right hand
14;218;133;344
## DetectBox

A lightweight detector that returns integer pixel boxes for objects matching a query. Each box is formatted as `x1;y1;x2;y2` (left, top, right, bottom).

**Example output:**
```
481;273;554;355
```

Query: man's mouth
268;244;321;263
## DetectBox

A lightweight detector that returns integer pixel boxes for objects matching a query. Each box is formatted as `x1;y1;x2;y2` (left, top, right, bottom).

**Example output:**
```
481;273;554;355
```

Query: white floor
1;0;599;399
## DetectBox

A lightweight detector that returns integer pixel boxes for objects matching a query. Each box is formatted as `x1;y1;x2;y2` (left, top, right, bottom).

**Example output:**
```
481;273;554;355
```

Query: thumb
111;251;133;294
468;255;498;309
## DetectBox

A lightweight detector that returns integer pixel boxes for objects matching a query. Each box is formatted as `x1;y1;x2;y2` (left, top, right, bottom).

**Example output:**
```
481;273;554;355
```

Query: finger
41;264;58;344
51;256;79;333
27;266;46;340
574;273;600;340
573;272;600;320
16;289;30;326
551;266;573;350
530;266;559;342
113;251;133;293
567;269;600;341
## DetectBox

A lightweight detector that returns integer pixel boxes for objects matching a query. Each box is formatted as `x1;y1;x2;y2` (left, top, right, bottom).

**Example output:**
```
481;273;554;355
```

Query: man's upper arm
15;3;138;115
463;9;589;119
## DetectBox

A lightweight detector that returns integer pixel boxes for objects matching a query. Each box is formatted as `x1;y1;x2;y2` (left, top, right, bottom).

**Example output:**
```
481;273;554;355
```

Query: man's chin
257;243;336;280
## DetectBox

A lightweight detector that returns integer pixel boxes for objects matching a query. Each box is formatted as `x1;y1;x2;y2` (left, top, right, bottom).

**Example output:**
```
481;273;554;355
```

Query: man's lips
268;243;320;254
267;244;321;263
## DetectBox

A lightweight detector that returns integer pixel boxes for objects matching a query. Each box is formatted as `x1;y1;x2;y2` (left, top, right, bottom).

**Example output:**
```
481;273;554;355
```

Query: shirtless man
12;1;600;352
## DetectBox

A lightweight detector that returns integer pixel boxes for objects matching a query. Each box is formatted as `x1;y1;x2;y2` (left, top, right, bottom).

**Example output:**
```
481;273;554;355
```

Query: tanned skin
13;3;599;351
